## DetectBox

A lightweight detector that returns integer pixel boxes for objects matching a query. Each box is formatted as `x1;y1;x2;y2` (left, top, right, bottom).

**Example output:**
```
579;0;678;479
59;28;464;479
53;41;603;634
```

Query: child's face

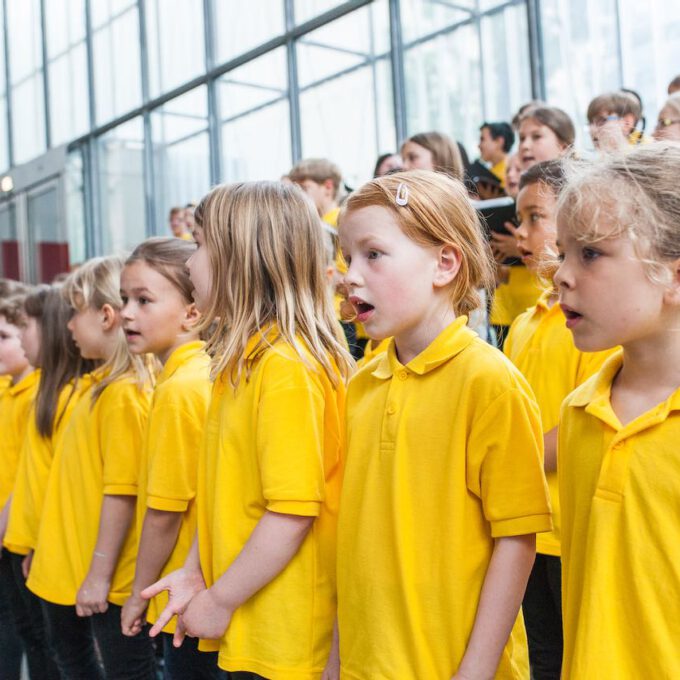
504;154;522;199
518;118;565;170
295;179;333;214
478;127;504;163
589;110;636;150
0;314;30;378
555;217;670;352
653;104;680;142
185;224;212;313
401;141;434;171
19;315;41;368
67;305;112;360
339;205;453;351
120;261;196;364
515;181;558;272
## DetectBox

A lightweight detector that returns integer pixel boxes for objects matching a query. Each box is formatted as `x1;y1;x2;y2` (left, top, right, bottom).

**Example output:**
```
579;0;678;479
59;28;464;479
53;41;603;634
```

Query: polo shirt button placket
397;369;408;381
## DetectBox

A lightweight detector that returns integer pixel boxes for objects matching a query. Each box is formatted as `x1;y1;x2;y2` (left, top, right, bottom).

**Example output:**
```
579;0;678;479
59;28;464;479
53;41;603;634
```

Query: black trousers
522;553;563;680
0;549;22;680
161;632;226;680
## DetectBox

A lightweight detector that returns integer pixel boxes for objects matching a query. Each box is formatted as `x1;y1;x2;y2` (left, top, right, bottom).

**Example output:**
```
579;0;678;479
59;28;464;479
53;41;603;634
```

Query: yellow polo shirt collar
158;341;206;384
372;316;475;379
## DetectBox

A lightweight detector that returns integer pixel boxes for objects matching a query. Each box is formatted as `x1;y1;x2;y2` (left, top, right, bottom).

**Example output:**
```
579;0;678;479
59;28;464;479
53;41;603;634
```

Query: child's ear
433;245;462;288
100;303;117;331
323;178;335;195
182;302;201;331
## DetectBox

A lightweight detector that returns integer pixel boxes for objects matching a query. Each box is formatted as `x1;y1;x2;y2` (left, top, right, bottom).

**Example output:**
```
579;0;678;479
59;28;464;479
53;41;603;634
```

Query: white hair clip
395;182;409;206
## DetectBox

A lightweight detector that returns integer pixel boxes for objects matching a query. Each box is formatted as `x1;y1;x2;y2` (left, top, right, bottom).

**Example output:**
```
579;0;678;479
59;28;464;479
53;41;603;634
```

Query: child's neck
157;334;201;366
319;198;337;218
611;328;680;426
394;306;458;366
11;364;33;385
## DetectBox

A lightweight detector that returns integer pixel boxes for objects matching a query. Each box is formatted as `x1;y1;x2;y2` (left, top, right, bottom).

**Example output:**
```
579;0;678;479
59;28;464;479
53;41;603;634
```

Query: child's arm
543;426;558;474
120;508;183;636
321;618;340;680
0;495;11;545
453;534;535;680
180;510;314;641
76;494;136;617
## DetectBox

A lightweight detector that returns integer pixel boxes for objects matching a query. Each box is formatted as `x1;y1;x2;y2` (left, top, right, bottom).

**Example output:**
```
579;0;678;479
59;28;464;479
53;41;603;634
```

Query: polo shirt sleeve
256;355;326;517
146;398;204;512
466;386;552;538
101;385;148;496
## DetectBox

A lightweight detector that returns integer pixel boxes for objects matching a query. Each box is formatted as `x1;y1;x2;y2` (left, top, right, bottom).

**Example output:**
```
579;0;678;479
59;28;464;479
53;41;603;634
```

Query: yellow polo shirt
27;372;150;606
0;370;40;508
137;341;211;633
490;267;543;328
197;332;345;678
559;351;680;678
356;337;390;369
337;317;551;680
504;291;616;556
491;157;507;188
4;378;90;555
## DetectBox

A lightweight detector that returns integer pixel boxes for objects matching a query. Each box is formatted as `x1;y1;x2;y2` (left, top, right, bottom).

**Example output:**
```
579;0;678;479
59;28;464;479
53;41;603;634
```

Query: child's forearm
455;534;536;680
131;508;183;595
210;510;315;611
543;427;558;474
87;495;136;580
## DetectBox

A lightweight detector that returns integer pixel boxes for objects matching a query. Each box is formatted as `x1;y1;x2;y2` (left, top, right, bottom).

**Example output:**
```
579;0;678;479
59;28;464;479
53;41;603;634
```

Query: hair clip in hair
395;182;409;206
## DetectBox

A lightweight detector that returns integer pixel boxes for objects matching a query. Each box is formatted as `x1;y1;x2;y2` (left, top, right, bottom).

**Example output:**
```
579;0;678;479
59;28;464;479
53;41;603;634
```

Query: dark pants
41;600;156;680
522;553;563;680
0;549;22;680
8;552;59;680
224;674;267;679
162;633;226;680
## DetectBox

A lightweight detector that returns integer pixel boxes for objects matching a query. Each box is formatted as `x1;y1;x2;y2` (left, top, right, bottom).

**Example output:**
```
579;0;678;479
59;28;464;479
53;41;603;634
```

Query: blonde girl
26;256;155;680
118;238;218;679
401;131;465;180
556;143;680;677
143;182;352;679
335;169;551;679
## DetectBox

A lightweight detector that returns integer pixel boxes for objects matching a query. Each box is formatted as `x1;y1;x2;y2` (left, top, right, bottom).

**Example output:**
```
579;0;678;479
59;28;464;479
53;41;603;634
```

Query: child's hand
76;574;111;616
120;592;148;637
491;224;520;262
141;566;206;638
181;587;232;640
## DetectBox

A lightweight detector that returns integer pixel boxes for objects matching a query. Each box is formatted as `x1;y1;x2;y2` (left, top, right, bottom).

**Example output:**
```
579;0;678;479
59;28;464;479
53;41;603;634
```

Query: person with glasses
653;93;680;141
586;91;645;152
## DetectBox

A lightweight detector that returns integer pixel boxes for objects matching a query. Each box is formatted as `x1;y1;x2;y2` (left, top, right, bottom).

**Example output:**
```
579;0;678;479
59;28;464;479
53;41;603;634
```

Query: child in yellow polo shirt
26;256;156;680
555;144;680;677
504;161;615;680
142;182;353;679
0;290;39;678
118;238;217;679
335;169;551;679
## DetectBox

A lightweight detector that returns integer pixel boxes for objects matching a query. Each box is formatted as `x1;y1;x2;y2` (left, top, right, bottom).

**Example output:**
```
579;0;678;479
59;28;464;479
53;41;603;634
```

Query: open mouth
560;303;583;328
124;329;142;339
349;296;375;322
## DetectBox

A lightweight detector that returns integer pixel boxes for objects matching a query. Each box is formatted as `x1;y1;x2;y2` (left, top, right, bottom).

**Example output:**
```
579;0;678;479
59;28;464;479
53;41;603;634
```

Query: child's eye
139;296;149;305
581;247;601;262
120;295;128;304
367;250;381;260
556;251;565;263
530;212;542;223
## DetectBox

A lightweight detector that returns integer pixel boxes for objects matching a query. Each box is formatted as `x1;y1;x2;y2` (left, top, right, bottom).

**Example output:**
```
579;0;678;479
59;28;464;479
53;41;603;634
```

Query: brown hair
402;131;464;180
288;158;343;198
126;237;196;305
193;180;353;386
587;91;641;123
0;279;28;300
340;169;494;317
519;159;567;194
25;285;96;437
557;142;680;286
0;291;30;326
519;106;576;147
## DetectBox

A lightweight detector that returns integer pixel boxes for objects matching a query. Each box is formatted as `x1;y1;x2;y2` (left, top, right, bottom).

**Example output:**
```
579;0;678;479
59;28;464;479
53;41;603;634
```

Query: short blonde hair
557;142;680;286
63;255;152;403
340;169;495;317
194;180;353;386
587;91;641;123
288;158;342;198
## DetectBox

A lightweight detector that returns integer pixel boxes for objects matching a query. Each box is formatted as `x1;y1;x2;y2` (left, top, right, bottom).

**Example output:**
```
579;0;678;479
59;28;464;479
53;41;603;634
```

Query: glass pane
45;0;86;59
404;22;482;162
213;0;285;64
297;2;390;88
65;148;87;267
146;0;205;97
218;48;288;120
0;96;9;171
480;3;532;125
151;87;211;236
91;0;137;29
618;0;680;136
48;44;89;145
400;0;472;44
221;99;291;182
6;0;42;84
28;183;70;283
300;57;395;187
0;201;19;279
93;6;142;123
12;75;47;164
541;0;620;151
98;117;146;255
295;0;359;25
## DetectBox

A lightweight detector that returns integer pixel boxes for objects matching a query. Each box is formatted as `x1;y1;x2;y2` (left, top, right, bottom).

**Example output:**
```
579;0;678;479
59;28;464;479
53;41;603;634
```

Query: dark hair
27;285;96;438
668;75;680;94
480;122;515;153
519;159;567;194
373;153;396;178
456;141;471;173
